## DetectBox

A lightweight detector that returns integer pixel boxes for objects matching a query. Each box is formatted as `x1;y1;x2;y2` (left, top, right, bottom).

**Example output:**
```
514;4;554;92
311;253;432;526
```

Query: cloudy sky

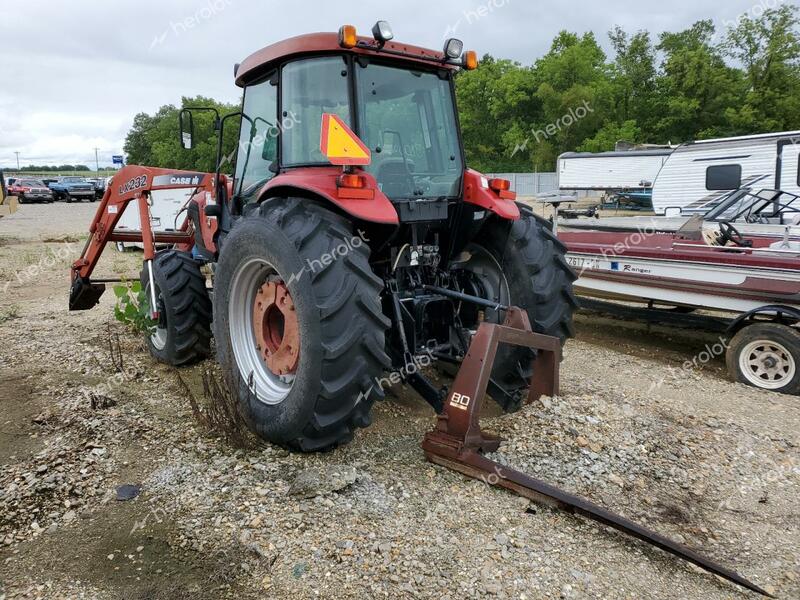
0;0;773;169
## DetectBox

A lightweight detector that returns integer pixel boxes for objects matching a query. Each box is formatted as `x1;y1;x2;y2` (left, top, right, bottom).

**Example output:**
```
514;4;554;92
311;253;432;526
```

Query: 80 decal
118;175;148;195
449;392;471;410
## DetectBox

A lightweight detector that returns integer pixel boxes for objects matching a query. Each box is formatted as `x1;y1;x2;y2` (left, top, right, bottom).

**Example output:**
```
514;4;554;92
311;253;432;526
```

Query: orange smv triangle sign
319;113;371;166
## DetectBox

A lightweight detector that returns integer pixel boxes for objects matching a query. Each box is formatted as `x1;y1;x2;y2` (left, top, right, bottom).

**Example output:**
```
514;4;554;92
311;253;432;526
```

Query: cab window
235;74;279;202
281;56;350;166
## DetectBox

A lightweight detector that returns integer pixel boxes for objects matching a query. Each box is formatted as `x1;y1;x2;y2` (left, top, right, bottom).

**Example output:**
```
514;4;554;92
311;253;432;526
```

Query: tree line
7;165;94;172
121;5;799;174
458;5;800;172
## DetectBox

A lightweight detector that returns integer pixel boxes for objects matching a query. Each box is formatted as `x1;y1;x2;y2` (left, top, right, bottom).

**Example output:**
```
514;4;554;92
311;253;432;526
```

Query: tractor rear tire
140;250;212;366
213;198;391;451
465;205;577;411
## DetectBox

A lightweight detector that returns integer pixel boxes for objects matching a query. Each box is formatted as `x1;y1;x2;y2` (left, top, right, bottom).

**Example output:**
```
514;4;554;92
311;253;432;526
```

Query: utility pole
14;151;20;170
94;147;100;173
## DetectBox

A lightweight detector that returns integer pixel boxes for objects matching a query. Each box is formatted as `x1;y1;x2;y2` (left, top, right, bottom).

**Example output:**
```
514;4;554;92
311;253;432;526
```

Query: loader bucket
422;307;772;597
69;276;106;311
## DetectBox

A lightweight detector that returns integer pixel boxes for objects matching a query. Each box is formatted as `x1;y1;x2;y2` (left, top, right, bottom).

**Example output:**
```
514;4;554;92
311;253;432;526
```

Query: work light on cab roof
337;21;478;70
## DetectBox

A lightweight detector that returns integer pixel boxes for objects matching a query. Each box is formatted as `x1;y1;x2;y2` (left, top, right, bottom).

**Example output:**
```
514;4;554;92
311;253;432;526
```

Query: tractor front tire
464;205;577;411
213;198;391;451
140;250;212;366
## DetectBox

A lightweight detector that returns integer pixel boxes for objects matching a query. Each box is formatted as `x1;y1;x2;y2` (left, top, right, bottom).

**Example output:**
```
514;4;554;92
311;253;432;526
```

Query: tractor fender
260;167;399;225
727;304;800;334
462;169;519;221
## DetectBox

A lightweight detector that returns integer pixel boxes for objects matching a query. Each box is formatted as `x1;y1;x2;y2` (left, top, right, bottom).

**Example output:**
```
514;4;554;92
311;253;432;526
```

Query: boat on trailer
560;188;800;239
558;190;800;395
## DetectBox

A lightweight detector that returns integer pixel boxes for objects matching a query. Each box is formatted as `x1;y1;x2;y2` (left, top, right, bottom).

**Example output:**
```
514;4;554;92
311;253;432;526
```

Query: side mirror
179;109;195;150
261;130;278;162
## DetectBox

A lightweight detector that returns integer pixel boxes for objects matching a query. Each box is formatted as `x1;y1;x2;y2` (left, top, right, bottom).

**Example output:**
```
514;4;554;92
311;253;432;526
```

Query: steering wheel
718;222;752;247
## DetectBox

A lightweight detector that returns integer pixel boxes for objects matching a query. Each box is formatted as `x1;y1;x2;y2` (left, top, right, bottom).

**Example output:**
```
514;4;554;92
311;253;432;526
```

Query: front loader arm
69;165;222;311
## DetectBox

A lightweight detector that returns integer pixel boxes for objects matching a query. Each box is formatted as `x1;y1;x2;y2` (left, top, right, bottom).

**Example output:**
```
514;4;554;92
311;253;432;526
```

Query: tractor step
422;307;771;597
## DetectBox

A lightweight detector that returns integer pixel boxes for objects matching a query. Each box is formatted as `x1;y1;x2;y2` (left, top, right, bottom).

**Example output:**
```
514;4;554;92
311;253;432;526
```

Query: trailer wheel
213;198;391;451
139;250;212;366
726;323;800;394
455;206;577;411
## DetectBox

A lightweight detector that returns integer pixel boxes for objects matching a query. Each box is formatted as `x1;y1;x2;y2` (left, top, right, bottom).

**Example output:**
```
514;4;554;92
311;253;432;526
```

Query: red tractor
67;24;770;594
70;23;576;451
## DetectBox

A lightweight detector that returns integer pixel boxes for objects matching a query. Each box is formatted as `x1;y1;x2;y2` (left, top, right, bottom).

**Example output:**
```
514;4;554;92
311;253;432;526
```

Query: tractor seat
374;157;415;198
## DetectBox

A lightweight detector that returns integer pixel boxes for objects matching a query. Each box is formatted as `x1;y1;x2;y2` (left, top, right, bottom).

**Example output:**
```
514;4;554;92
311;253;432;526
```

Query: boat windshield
705;189;800;225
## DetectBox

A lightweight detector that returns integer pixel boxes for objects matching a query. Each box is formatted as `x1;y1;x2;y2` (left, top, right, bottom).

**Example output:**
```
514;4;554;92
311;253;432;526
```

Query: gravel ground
0;202;798;599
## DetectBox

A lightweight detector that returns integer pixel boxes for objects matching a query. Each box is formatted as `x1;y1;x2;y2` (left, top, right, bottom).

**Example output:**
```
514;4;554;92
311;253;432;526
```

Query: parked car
7;178;54;203
48;176;96;202
87;177;108;200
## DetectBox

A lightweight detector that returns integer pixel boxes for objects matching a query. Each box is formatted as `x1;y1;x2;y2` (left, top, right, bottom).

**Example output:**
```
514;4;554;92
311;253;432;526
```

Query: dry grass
0;304;20;324
178;367;260;450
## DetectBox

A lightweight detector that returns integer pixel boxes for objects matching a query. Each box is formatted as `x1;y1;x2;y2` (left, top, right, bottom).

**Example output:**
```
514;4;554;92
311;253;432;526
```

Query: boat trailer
422;306;771;597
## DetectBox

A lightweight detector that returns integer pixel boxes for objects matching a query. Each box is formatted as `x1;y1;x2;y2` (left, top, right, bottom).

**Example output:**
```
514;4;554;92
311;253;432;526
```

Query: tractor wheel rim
739;339;795;390
452;243;511;324
229;258;296;405
151;322;168;350
252;281;300;376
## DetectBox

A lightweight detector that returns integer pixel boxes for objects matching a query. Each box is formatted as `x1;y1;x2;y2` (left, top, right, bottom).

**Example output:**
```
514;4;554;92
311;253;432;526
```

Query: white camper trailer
557;149;672;192
651;131;800;215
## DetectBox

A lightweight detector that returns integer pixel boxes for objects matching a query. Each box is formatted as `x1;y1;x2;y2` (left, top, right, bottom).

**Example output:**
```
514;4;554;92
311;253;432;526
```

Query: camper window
706;164;742;190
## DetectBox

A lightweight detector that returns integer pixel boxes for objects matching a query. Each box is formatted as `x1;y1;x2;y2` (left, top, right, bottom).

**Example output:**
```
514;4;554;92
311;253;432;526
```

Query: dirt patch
0;236;22;247
0;202;797;599
40;234;81;244
0;371;45;466
2;499;256;600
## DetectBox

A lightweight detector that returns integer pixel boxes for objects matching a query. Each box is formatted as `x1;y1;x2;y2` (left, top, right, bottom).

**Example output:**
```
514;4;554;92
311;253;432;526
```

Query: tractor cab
180;23;515;237
233;34;465;205
230;24;470;204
